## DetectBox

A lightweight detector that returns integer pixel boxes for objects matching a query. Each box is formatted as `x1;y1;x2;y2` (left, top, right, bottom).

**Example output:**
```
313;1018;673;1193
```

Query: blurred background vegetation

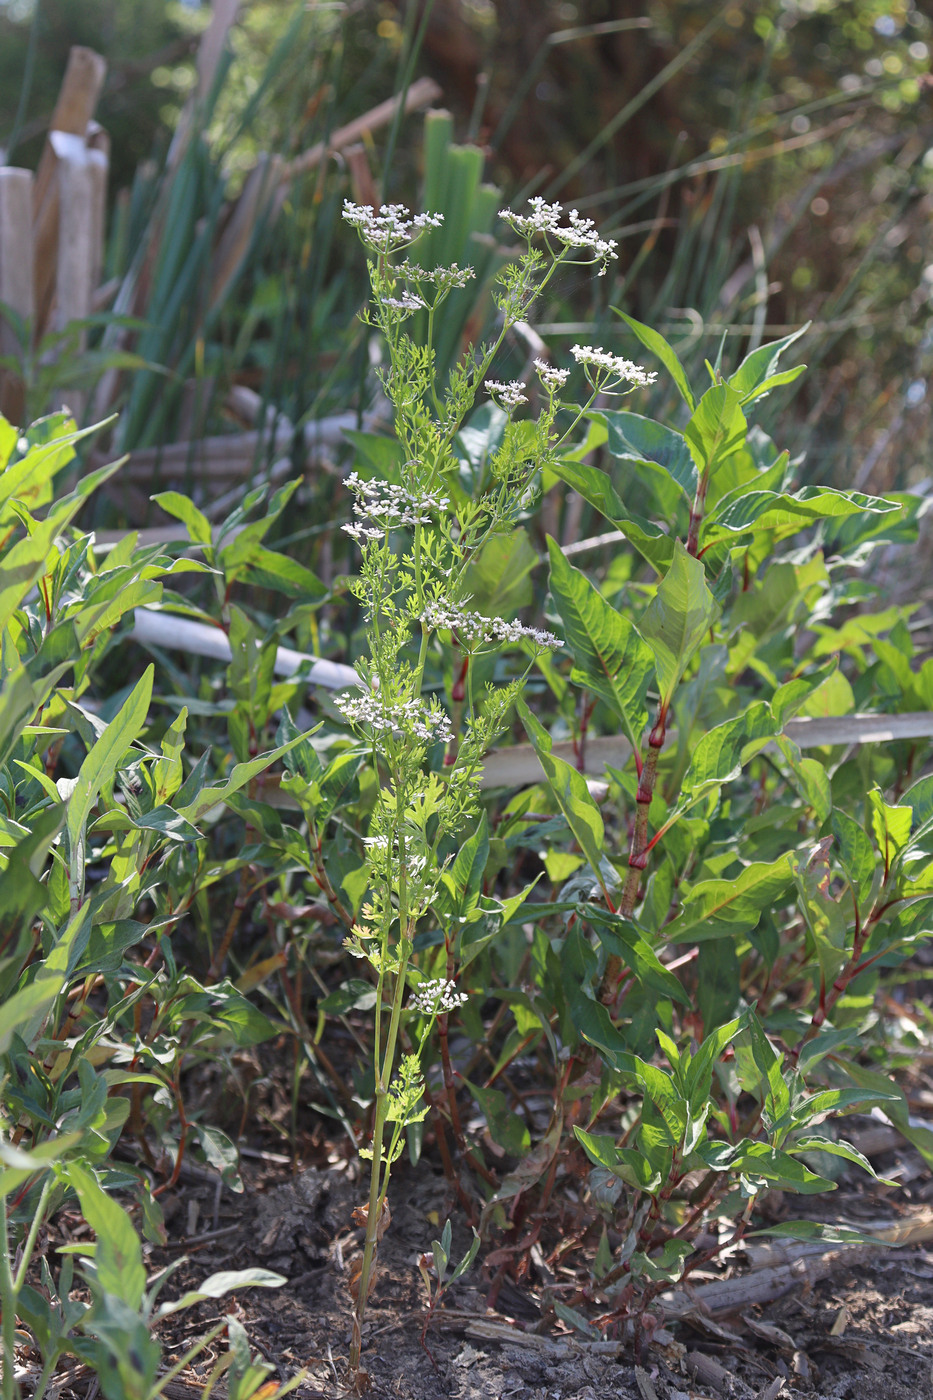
0;0;931;503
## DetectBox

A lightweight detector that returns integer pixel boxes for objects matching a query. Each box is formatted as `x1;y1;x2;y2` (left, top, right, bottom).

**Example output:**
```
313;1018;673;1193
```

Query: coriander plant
338;196;657;1377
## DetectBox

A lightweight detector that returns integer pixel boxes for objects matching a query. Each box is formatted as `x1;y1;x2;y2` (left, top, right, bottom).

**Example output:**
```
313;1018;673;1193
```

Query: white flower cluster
534;358;570;393
343;472;449;542
396;259;475;288
485;379;528;411
409;978;468;1016
336;690;454;745
422;601;559;651
499;198;618;274
571;344;657;389
380;290;426;314
342;200;444;251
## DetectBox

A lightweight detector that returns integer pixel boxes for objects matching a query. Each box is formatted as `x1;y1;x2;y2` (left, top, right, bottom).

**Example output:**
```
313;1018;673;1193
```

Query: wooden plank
117;410;366;477
479;714;933;788
208;152;283;311
52;132;95;417
0;166;34;422
33;47;107;340
86;122;110;303
284;77;443;182
167;0;240;169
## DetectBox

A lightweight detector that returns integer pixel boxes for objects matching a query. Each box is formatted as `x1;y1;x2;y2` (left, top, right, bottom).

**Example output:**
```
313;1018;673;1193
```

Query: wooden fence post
0;166;34;423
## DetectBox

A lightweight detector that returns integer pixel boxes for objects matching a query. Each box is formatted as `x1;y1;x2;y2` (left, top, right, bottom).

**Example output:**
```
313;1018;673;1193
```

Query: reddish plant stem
620;711;667;918
574;694;595;774
686;467;710;558
599;711;666;1002
309;826;354;928
153;1068;191;1196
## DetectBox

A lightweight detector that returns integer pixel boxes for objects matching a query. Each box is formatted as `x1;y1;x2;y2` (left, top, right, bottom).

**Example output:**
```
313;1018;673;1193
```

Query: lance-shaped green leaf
151;489;213;551
831;808;879;908
66;1161;146;1309
680;701;777;799
573;1127;663;1193
792;848;849;988
728;324;809;404
703;1140;835;1193
549;455;673;572
684;382;747;478
178;731;313;823
613;309;695;410
669;855;794;943
600;409;698;502
685;1014;746;1106
546;537;652;751
739;1009;790;1127
704;485;898;545
640;540;719;713
868;786;912;872
517;699;608;897
629;1239;692;1281
774;736;832;824
751;1221;892;1245
67;666;154;848
618;1055;688;1147
581;905;690;1006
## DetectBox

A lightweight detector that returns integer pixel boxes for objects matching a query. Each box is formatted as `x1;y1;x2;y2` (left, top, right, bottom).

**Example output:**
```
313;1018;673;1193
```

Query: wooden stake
0;166;34;423
33;47;107;340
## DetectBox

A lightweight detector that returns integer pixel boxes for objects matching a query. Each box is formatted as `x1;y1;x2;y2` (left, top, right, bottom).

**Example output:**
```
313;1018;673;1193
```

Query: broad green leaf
445;812;490;913
549;455;674;572
774;736;832;823
561;926;631;1058
151;490;212;549
156;1268;286;1319
66;1161;146;1309
517;699;608;895
618;1055;687;1145
783;1087;898;1127
684;383;746;477
671;856;794;942
67;667;153;847
792;848;849;988
546;537;653;751
710;1140;834;1193
745;1009;789;1124
600;409;697;499
613;309;695;410
728;324;809;403
685;1015;745;1105
792;1137;894;1186
680;701;777;797
868;787;912;870
704;485;898;544
629;1238;691;1281
573;1127;663;1193
463;1079;531;1155
0;976;65;1055
581;905;690;1006
831;808;877;905
463;528;537;616
640;541;718;711
232;544;325;600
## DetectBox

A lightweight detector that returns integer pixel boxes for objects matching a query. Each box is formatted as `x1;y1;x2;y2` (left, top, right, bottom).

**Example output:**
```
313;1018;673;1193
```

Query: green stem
13;1175;52;1294
1;1195;19;1400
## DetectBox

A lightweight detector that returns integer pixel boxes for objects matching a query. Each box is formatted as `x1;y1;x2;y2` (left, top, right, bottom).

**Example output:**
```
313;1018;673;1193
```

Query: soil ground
133;1134;933;1400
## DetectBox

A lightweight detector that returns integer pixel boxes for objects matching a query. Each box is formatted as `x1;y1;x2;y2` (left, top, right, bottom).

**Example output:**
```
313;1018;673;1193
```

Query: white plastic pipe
131;607;359;691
